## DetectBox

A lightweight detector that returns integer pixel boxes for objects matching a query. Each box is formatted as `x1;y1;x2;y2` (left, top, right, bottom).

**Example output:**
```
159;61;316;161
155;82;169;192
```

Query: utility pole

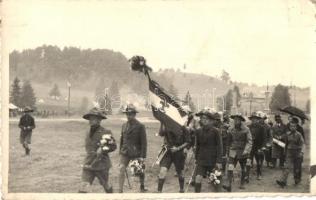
67;81;71;117
249;92;253;115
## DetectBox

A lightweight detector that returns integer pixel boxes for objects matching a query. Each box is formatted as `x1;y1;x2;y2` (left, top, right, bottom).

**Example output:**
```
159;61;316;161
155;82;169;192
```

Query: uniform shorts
228;156;247;168
20;132;32;144
160;151;185;172
196;165;215;178
119;154;132;168
81;168;109;185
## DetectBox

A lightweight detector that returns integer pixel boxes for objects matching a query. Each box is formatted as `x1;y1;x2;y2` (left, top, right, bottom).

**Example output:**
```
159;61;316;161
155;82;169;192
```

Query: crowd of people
18;104;307;193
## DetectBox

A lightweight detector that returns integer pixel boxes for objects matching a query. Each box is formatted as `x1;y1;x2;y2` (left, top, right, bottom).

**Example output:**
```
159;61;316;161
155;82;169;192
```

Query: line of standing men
76;105;306;193
182;108;305;192
18;104;306;193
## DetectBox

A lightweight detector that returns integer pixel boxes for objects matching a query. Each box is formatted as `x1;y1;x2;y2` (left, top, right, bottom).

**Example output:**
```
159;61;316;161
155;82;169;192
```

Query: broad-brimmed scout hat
256;111;267;120
122;104;139;113
230;113;246;122
274;113;282;119
196;108;216;120
213;112;222;121
83;107;107;120
23;106;34;113
248;112;261;120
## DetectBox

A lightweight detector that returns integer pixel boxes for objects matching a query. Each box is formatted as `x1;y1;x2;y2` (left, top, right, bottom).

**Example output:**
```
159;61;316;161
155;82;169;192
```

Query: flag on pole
129;55;188;134
149;79;188;134
67;81;71;88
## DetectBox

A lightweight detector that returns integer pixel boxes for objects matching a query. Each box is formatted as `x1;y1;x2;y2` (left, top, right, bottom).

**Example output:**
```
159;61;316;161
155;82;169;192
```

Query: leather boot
245;166;250;183
104;186;113;193
140;185;148;193
222;170;233;192
139;174;148;192
157;178;165;193
178;177;185;193
239;171;246;189
257;165;262;180
194;183;201;193
26;148;31;155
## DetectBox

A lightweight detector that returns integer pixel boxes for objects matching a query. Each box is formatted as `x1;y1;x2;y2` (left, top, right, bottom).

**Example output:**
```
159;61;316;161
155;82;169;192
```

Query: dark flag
149;79;188;134
129;55;188;134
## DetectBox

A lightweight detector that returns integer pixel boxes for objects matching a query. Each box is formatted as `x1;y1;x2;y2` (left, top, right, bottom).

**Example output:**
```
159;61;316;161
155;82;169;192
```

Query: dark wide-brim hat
230;114;246;122
83;107;107;120
248;112;261;120
275;114;281;119
196;110;216;120
23;106;34;113
122;104;139;113
213;112;222;121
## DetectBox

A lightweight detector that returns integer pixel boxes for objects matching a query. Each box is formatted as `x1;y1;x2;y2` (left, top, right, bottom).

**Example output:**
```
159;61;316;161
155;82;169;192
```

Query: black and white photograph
1;0;316;199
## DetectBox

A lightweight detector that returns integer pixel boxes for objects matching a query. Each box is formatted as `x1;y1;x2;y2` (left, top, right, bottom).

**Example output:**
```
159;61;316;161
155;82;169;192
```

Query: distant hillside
9;45;310;112
9;45;135;90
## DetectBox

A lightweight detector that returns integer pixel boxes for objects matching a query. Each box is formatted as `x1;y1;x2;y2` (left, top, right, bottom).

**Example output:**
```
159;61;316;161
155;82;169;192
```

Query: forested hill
9;45;136;89
9;45;310;108
9;45;231;96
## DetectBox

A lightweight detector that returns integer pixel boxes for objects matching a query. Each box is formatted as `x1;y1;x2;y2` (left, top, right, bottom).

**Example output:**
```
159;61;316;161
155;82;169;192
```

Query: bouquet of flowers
98;134;115;152
128;159;145;177
208;169;222;185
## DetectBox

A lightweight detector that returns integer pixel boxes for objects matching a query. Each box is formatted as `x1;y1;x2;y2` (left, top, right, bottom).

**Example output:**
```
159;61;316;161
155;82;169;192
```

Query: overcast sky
3;0;315;87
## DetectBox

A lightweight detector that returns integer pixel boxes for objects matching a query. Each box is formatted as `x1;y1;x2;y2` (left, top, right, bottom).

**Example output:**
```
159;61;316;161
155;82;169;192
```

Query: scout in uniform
276;118;305;187
157;121;191;193
194;110;223;192
247;112;266;181
18;107;36;155
291;117;305;184
118;104;147;193
271;114;287;168
221;113;231;173
264;120;274;167
79;108;117;193
222;114;252;192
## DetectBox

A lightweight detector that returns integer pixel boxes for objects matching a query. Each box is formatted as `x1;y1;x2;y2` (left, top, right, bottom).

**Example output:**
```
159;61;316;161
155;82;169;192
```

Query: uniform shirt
19;113;35;132
84;125;117;170
285;131;305;152
264;125;273;146
221;122;230;155
248;122;266;151
227;125;252;158
159;124;191;147
120;119;147;158
195;124;223;165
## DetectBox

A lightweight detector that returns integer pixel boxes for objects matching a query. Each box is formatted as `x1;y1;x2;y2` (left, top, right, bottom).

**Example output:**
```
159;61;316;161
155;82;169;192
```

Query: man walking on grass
78;107;117;193
222;114;252;192
118;104;148;193
19;107;35;156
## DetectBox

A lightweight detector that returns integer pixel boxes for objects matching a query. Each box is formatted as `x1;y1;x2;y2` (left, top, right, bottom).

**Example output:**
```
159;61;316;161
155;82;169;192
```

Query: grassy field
8;114;310;193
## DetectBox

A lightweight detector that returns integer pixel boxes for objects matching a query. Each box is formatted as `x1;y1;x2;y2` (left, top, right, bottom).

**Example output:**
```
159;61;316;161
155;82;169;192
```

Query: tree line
9;45;176;96
10;77;36;109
